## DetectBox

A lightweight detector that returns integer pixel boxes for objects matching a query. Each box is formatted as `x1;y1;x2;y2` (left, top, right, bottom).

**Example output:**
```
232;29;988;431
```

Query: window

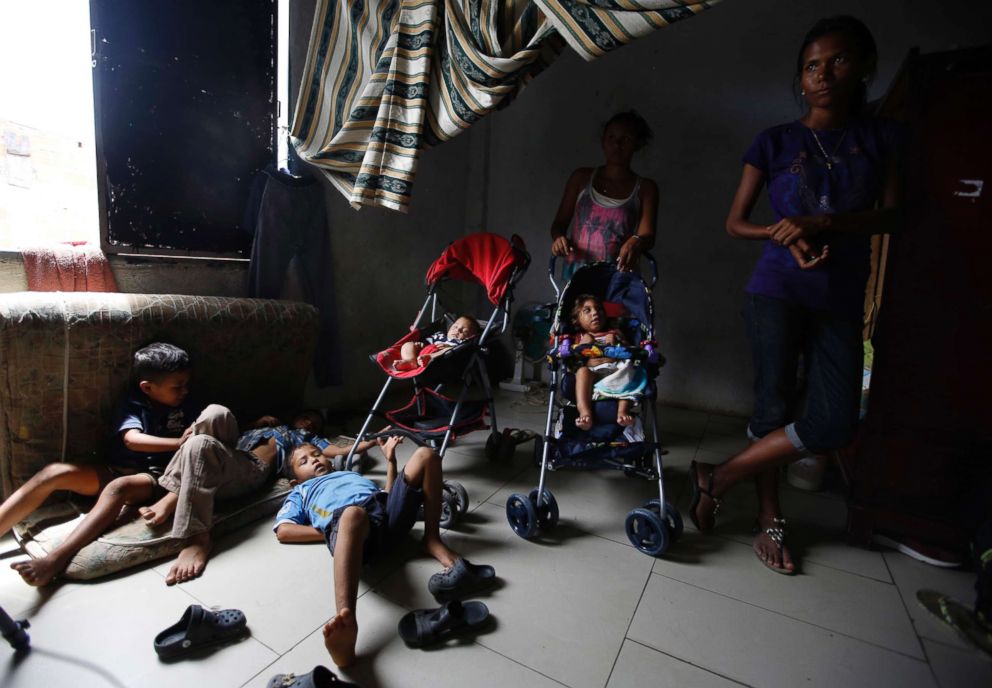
0;3;98;248
91;0;280;257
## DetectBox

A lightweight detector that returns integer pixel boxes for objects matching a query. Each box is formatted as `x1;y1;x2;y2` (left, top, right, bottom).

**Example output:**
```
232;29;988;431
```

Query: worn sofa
0;292;320;578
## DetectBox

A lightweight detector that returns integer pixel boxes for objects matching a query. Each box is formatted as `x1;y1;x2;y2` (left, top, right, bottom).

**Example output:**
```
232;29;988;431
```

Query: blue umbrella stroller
504;257;683;556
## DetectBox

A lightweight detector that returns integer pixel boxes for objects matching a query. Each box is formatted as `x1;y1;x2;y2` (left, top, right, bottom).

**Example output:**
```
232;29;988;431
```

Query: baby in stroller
571;295;647;430
394;315;480;371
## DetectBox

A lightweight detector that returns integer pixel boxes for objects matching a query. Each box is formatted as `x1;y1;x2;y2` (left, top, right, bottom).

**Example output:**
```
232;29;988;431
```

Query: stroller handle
547;253;658;298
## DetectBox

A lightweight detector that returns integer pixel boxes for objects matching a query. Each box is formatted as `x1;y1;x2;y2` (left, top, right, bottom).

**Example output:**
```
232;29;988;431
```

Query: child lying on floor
393;315;480;371
274;438;495;667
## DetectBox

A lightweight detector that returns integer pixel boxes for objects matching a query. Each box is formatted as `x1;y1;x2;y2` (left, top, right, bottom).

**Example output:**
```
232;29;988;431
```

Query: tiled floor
0;391;989;687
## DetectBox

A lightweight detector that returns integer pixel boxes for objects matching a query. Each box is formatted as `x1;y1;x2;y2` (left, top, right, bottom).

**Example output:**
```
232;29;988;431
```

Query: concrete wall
478;0;992;415
4;1;988;418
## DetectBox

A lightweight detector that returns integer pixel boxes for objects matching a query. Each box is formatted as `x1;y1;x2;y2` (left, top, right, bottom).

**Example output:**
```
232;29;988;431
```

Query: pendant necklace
808;127;848;170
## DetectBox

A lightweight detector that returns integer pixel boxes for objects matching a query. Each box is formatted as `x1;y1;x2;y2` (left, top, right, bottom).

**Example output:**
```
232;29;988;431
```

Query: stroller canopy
425;232;527;305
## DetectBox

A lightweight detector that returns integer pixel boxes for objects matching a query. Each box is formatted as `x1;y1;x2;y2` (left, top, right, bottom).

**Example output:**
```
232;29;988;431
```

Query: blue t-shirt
273;472;379;533
237;426;331;473
109;391;203;470
742;117;900;319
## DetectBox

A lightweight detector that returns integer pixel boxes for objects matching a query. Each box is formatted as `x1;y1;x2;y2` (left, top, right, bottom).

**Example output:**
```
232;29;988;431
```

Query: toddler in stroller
505;258;682;557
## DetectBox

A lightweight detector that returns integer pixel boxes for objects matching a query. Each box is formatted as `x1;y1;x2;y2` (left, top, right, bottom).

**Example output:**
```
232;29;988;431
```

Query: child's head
571;295;605;333
285;442;333;482
133;342;191;408
291;409;324;434
447;315;480;341
601;110;652;163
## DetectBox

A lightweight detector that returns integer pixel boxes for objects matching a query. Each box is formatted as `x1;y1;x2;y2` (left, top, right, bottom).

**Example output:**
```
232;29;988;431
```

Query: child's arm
381;436;403;493
275;523;324;543
320;438;378;458
121;426;191;454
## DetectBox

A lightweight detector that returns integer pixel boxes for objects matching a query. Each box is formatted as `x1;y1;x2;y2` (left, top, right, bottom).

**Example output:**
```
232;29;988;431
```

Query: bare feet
753;515;796;574
11;555;65;587
575;414;592;431
422;535;458;569
165;531;211;585
139;492;178;527
323;608;358;667
617;412;634;427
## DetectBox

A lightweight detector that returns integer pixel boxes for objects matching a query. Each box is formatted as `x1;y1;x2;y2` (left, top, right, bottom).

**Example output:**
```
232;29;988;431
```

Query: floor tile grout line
605;564;655;687
882;551;944;687
622;637;757;688
470;638;575;688
648;569;932;663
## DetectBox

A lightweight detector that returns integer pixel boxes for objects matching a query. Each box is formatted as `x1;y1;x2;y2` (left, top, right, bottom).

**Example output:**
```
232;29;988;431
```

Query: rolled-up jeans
743;294;863;455
158;404;272;539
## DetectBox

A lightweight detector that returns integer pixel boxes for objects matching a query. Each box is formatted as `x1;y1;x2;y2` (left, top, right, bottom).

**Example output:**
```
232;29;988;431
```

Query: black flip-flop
428;558;496;603
154;604;248;660
397;600;490;648
266;665;360;687
752;518;796;575
687;460;720;533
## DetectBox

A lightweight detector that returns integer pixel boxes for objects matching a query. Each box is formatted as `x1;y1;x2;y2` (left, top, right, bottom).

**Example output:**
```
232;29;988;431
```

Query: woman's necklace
808;127;848;170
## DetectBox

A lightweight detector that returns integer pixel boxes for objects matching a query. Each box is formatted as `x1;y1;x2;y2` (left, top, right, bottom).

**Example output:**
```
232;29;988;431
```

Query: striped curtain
291;1;721;213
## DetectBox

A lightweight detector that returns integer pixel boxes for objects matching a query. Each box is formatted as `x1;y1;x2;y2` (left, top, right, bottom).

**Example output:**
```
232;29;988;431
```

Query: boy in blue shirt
275;438;495;667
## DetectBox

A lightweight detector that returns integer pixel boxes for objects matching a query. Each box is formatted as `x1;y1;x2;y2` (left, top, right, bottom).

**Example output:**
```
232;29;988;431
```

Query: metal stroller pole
0;604;30;652
346;377;394;471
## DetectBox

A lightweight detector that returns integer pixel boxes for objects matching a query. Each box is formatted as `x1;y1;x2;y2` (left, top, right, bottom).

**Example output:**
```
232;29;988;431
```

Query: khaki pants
158;404;272;539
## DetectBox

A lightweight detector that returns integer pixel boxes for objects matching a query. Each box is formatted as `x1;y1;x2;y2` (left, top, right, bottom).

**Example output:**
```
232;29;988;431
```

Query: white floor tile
651;537;921;658
607;640;744;688
377;502;653;688
923;638;992;688
885;551;982;652
0;567;276;688
242;591;565;688
629;574;936;688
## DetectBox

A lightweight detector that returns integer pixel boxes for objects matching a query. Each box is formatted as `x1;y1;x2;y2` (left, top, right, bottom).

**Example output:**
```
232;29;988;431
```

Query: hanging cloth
291;0;721;213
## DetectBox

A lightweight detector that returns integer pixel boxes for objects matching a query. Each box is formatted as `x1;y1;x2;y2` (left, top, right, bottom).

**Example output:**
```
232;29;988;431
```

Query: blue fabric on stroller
505;257;682;557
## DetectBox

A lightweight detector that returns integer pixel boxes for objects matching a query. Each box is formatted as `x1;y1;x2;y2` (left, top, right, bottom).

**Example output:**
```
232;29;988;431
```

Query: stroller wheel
439;495;457;529
647;499;684;543
528;488;559;530
506;493;538;539
625;507;670;556
444;480;470;514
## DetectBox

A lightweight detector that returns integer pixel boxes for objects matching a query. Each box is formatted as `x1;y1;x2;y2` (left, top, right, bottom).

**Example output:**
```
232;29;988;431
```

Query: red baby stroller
345;232;530;470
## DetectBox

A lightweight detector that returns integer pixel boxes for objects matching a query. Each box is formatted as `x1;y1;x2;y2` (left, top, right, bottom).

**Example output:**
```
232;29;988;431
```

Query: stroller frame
507;255;684;557
345;234;530;469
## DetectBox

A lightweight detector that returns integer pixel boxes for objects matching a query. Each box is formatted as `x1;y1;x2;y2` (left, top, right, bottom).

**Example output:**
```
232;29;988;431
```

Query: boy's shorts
324;467;423;563
106;465;167;499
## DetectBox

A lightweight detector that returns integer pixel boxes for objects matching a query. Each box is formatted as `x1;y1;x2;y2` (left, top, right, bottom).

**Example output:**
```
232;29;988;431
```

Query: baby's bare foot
323;608;358;667
617;412;634;427
575;414;592;431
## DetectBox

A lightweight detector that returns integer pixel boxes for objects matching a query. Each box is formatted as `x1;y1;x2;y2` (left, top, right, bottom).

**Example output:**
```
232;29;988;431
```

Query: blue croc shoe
428;558;496;603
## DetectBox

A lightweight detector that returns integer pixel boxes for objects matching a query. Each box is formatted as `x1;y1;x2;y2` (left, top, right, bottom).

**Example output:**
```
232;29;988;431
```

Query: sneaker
874;533;964;568
786;455;828;491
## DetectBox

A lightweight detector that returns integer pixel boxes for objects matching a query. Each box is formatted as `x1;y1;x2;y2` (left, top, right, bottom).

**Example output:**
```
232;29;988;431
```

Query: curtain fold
291;0;721;213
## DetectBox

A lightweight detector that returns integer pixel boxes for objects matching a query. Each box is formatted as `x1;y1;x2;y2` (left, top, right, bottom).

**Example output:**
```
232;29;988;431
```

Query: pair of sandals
687;460;795;575
398;558;496;648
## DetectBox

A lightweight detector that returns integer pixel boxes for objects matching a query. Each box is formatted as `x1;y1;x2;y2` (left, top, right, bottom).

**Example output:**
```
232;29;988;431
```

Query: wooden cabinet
843;45;992;552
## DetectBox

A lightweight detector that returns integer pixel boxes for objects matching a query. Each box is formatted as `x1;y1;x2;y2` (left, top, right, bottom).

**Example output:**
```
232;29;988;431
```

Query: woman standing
549;111;659;275
691;16;902;574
